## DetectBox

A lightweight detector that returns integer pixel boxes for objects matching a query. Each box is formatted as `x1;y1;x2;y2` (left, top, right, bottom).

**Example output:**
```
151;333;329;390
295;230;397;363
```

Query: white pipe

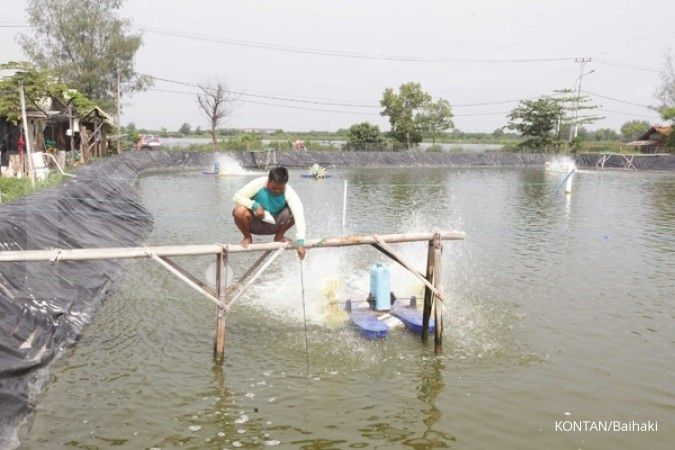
342;180;348;229
42;152;75;177
565;164;574;194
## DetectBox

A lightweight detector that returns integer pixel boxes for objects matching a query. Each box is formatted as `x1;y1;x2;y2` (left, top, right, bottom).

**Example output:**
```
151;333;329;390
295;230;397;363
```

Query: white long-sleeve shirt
233;176;306;244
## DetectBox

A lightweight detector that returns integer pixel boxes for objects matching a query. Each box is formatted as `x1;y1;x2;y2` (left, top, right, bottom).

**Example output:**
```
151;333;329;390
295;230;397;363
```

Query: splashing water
545;156;576;173
213;153;261;176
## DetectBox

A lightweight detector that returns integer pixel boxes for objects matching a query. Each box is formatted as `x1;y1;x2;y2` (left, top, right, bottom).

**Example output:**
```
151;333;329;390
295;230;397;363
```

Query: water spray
342;180;348;230
298;258;310;377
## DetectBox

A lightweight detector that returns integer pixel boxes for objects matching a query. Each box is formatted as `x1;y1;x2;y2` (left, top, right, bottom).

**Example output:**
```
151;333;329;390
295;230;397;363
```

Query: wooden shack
627;126;672;154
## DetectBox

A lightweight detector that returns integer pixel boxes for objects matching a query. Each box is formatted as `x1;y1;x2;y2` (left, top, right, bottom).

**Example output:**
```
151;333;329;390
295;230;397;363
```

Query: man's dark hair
268;167;289;184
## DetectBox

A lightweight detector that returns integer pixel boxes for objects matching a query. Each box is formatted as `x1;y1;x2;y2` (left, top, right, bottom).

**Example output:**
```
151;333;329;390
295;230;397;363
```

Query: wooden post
214;250;227;362
18;82;36;186
432;233;443;353
116;70;121;154
421;238;435;342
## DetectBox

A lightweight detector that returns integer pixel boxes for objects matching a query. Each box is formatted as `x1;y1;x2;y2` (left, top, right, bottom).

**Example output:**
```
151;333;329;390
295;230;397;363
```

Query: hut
79;106;114;163
0;93;113;175
627;126;672;154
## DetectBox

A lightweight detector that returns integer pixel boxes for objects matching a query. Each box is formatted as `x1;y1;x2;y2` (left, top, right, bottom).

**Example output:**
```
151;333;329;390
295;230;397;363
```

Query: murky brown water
18;166;675;449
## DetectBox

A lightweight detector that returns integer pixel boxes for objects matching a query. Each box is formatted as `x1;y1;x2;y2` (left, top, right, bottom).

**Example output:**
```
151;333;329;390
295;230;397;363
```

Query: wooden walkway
0;230;465;361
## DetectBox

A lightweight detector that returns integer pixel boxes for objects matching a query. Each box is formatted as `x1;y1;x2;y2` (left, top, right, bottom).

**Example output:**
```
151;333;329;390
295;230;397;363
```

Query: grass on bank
0;172;65;204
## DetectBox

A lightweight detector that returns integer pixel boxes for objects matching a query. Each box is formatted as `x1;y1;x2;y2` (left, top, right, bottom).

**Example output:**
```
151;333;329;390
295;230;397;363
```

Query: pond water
18;165;675;449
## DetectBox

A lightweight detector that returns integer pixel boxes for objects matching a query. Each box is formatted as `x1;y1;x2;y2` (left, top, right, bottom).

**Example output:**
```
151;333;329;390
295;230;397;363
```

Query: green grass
0;172;65;204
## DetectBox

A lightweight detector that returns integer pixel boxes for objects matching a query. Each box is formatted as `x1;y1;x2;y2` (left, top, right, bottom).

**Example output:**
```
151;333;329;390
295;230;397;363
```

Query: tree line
10;0;674;154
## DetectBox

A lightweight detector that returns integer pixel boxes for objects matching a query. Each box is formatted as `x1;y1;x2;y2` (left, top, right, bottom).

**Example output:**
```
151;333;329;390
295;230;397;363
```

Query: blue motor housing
369;263;391;311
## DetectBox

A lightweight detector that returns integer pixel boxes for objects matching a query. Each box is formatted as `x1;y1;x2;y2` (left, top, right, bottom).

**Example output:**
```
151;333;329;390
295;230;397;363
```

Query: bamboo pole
432;233;443;353
0;231;465;263
371;234;444;301
214;250;227;361
157;255;216;297
146;251;225;308
421;238;435;342
225;250;273;297
18;82;36;186
226;245;288;310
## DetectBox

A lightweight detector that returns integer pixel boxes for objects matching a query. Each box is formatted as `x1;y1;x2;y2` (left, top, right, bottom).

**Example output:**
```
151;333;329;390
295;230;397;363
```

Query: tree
197;82;238;151
20;0;149;109
552;89;602;142
506;96;565;151
492;128;505;138
179;123;191;135
592;128;619;141
417;99;454;147
655;51;675;151
344;122;385;151
0;61;96;123
380;82;431;149
655;50;675;113
660;107;675;150
506;90;602;152
620;120;650;141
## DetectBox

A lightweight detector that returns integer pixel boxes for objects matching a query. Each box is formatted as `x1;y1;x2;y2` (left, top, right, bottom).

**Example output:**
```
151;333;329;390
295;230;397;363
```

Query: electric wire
139;25;575;64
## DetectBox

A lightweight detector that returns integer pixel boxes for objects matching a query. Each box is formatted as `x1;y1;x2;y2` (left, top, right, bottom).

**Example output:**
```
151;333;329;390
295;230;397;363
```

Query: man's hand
296;245;306;260
254;206;265;218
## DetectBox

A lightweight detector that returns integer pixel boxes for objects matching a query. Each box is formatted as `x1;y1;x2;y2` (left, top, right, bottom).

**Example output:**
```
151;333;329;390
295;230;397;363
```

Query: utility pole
570;57;592;142
19;82;36;187
116;70;121;154
68;103;75;164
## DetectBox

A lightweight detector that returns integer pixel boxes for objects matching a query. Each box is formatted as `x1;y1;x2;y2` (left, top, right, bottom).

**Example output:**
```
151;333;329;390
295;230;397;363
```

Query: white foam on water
237;191;532;362
545;156;576;173
212;153;262;176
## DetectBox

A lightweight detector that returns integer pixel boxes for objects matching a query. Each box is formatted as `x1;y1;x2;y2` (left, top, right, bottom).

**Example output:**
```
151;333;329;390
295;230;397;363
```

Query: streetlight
569;68;595;142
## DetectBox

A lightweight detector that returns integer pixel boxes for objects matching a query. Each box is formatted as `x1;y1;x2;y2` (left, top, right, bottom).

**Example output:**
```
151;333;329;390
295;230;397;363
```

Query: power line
582;90;653;108
148;74;662;119
148;86;512;117
594;59;665;74
139;25;575;64
149;74;529;109
598;108;660;119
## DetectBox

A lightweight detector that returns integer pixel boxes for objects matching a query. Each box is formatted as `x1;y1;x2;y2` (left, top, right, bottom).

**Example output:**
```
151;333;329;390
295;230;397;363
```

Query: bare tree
197;82;238;151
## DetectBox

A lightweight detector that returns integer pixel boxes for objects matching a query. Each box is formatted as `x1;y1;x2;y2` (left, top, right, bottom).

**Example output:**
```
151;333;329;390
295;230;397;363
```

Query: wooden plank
160;256;216;298
225;250;273;297
0;231;466;262
146;251;226;308
225;245;288;310
432;233;443;353
214;250;227;361
371;234;444;301
421;239;434;342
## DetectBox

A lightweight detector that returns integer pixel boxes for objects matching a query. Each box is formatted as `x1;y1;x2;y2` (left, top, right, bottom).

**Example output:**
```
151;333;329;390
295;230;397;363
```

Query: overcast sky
1;0;673;132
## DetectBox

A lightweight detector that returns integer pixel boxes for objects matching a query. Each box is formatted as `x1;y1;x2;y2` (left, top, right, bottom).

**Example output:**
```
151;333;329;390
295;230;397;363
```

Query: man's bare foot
240;236;253;247
274;235;292;243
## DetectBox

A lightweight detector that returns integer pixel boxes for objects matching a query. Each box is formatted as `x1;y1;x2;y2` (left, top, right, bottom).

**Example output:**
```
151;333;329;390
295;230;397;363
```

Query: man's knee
233;206;251;220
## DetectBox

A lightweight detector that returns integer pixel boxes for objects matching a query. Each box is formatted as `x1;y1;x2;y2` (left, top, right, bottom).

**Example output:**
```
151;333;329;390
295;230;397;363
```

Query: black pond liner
0;151;212;449
1;149;669;448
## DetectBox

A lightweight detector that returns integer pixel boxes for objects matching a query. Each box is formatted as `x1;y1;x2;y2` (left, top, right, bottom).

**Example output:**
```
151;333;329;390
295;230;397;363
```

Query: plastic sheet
0;151;212;449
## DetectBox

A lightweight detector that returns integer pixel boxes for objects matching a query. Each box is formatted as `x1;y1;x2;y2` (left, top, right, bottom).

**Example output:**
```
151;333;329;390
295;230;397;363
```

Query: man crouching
232;167;307;259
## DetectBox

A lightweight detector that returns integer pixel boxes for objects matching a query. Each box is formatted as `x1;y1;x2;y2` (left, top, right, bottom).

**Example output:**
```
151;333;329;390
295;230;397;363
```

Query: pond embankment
233;150;675;170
